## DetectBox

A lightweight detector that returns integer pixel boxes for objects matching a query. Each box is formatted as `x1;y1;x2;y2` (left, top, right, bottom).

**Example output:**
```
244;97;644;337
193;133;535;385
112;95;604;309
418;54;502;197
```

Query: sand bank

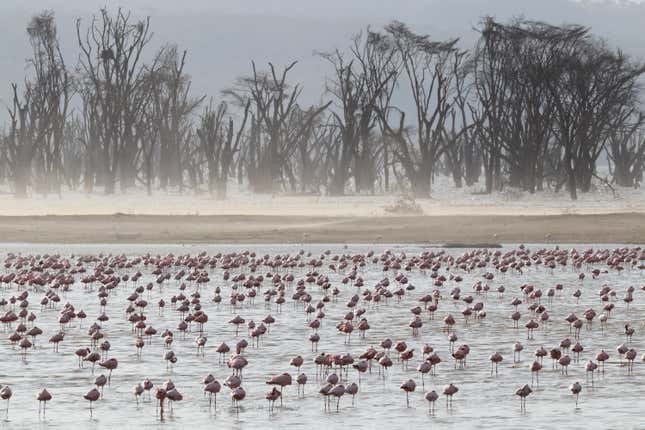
0;213;642;244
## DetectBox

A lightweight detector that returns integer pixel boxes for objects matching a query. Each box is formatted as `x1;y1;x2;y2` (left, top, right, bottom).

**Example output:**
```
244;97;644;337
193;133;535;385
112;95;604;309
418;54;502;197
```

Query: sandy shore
0;213;643;244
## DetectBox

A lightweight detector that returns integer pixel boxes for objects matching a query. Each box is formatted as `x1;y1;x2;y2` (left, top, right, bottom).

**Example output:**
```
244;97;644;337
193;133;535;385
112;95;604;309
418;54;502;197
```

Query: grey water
0;243;642;429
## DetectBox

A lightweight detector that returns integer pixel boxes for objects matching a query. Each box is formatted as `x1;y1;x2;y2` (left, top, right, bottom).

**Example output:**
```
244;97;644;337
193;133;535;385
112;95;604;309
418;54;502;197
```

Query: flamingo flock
0;244;643;426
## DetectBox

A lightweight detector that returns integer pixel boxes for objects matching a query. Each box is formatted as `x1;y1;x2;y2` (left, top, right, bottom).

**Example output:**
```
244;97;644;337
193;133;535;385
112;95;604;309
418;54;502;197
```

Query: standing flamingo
515;384;532;411
133;383;144;406
530;361;542;386
425;390;438;413
84;388;100;417
400;379;416;407
443;383;458;407
345;382;358;405
329;384;345;412
296;373;307;396
231;386;246;413
570;381;582;407
265;387;281;412
489;352;503;375
596;350;609;373
204;380;221;410
513;342;523;364
37;389;52;416
266;373;292;407
0;385;11;419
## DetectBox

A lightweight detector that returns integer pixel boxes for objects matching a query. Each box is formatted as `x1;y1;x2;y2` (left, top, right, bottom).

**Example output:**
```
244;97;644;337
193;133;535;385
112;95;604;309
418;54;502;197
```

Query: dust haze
0;0;644;243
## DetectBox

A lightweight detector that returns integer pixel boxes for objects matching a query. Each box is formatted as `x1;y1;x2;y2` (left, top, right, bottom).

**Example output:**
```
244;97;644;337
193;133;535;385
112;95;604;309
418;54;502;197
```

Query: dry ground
0;213;642;244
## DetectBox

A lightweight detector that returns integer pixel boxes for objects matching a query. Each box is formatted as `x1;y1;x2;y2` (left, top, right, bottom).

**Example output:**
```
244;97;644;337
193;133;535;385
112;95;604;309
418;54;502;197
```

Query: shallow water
0;243;643;430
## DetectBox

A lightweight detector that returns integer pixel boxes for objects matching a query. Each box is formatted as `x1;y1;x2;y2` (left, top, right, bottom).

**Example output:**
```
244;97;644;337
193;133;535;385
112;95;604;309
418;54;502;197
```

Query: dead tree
27;11;71;195
546;36;645;199
226;61;329;193
320;30;398;195
151;46;205;192
472;17;515;193
380;21;462;197
3;11;70;197
491;20;558;192
606;113;645;187
136;105;158;196
443;50;478;188
76;8;159;194
60;116;85;191
4;84;36;197
197;100;250;199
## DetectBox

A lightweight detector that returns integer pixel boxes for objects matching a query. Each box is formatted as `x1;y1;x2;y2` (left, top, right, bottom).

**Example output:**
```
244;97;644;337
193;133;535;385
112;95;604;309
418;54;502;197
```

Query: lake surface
0;243;643;429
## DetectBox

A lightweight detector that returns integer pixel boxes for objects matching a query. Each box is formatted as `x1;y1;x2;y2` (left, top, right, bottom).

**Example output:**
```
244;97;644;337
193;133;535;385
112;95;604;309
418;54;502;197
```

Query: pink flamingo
400;379;416;407
266;373;292;407
204;380;221;410
0;385;11;419
231;386;246;412
443;383;458;407
425;390;438;413
296;373;307;396
329;384;345;412
570;381;582;407
265;387;281;412
515;384;532;411
37;388;52;416
530;361;542;386
84;388;100;416
489;352;503;375
345;382;358;405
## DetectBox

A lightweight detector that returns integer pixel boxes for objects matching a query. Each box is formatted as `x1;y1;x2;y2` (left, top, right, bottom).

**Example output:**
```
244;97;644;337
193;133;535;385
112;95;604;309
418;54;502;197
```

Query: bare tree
2;10;645;201
320;30;398;195
152;46;205;191
197;100;250;199
606;113;645;187
547;37;645;198
379;21;463;197
443;50;478;188
76;8;159;194
2;11;70;197
226;61;330;193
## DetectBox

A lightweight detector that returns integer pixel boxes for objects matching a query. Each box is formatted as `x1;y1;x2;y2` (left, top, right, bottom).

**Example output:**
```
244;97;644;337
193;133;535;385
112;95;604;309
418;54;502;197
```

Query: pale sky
1;0;644;108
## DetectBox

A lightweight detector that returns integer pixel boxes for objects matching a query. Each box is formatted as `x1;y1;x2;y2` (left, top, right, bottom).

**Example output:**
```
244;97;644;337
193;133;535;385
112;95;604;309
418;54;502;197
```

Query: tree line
2;9;644;200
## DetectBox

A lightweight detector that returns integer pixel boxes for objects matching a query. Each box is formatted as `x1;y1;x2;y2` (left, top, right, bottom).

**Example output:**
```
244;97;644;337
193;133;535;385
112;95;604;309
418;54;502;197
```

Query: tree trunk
566;154;578;200
14;170;29;198
215;178;227;200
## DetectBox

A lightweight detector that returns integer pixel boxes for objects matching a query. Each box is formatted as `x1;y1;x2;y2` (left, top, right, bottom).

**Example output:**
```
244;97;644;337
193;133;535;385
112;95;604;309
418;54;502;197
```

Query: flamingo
84;388;100;417
345;382;358;405
400;379;416;407
204;380;221;410
296;373;307;396
133;383;144;406
329;384;345;412
425;390;439;413
266;373;292;407
570;381;582;407
530;360;542;385
37;389;52;416
515;384;532;411
0;385;11;419
443;383;458;407
231;387;246;412
265;387;281;412
489;352;503;375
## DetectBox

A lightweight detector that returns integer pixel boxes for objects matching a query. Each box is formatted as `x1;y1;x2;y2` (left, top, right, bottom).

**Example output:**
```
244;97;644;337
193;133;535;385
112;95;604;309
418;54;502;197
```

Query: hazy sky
1;0;644;109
